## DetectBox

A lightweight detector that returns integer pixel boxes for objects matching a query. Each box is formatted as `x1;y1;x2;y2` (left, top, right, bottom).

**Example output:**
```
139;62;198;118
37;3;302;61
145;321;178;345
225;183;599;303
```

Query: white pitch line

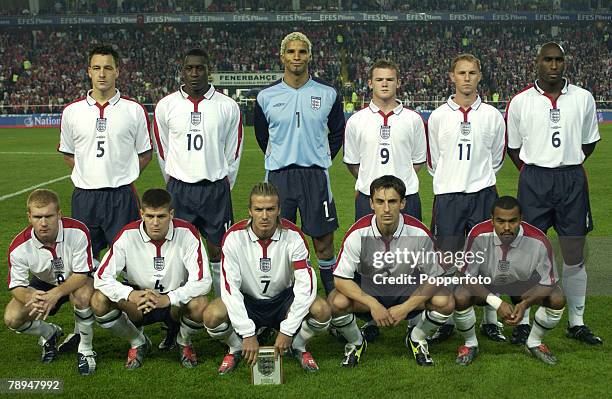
0;175;71;201
0;151;58;155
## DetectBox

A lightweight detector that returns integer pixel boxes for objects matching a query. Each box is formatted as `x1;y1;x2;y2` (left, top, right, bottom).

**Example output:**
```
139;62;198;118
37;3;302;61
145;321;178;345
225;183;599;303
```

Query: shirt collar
139;220;175;243
86;89;121;106
179;84;216;101
370;214;404;239
31;219;64;249
281;76;312;90
534;78;569;95
368;99;404;115
247;222;282;242
493;224;524;248
446;95;482;111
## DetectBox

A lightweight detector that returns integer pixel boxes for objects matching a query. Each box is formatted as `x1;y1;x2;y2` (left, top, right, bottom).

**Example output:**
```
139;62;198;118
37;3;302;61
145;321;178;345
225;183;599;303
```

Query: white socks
74;307;95;354
96;309;145;348
205;321;242;353
211;262;221;298
411;310;451;343
527;307;564;347
177;316;204;346
563;262;587;327
454;307;478;347
331;314;363;346
292;317;330;352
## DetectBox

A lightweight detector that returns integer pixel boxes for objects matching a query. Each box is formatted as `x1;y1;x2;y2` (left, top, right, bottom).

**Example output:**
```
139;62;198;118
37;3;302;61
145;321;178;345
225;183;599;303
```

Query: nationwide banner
211;72;283;87
0;12;609;26
2;111;611;128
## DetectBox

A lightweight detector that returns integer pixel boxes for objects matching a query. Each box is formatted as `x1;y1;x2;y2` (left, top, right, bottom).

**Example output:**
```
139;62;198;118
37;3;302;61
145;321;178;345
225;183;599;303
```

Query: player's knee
309;297;332;322
430;294;455;315
71;284;94;309
202;302;227;327
453;287;472;311
3;305;25;330
187;296;208;319
547;290;566;310
328;291;351;315
207;244;222;263
312;235;334;259
90;290;112;316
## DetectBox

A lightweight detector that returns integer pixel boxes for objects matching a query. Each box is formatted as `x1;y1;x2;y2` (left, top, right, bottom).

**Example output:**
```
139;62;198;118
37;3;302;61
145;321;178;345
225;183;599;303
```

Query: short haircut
89;44;119;67
368;59;400;80
450;53;481;73
537;42;565;58
249;182;279;208
185;48;209;62
141;189;172;210
491;196;522;215
280;32;312;56
27;189;60;211
370;175;406;199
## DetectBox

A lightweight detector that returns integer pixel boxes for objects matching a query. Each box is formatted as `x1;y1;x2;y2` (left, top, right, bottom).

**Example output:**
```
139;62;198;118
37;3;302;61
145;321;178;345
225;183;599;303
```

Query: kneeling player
454;196;565;365
203;182;331;374
329;175;454;367
92;189;211;369
5;189;97;375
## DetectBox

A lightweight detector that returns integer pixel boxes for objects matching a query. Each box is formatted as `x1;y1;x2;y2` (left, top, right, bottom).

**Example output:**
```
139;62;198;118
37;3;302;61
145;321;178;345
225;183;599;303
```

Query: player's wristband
486;294;503;310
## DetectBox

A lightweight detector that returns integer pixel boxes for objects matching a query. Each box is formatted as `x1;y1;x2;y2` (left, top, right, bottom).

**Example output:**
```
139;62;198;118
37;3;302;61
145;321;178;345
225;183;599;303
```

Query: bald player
506;42;602;345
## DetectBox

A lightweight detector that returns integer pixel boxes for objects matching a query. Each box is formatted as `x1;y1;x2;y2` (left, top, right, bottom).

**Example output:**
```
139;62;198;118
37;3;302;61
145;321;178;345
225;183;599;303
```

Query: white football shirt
334;214;445;280
427;96;506;195
8;217;93;289
464;220;558;287
220;219;315;338
58;89;152;189
344;100;426;195
95;219;211;306
153;85;243;187
506;79;600;168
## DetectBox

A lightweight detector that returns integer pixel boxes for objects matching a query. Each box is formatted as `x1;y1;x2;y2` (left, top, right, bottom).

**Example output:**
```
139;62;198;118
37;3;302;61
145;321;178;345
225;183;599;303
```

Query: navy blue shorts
432;186;498;252
517;164;593;236
28;276;71;316
243;287;295;335
267;166;338;237
167;177;233;247
72;184;140;258
355;191;422;222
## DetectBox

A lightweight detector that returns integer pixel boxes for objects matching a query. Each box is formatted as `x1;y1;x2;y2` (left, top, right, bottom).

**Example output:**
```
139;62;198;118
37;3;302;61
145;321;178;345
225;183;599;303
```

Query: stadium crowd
1;0;603;15
0;21;609;114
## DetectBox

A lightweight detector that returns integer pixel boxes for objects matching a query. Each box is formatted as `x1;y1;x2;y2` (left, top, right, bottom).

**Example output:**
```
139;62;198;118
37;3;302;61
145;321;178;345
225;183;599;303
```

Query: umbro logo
272;103;285;108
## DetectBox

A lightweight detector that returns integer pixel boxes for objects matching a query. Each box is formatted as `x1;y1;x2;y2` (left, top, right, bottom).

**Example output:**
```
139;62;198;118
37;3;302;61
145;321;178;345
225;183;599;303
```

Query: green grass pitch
0;126;610;397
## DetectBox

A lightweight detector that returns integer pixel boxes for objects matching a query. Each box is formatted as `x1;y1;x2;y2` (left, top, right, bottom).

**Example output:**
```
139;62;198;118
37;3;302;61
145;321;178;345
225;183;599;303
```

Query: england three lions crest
550;108;561;123
380;125;391;139
153;256;165;271
260;258;271;273
257;355;275;376
460;121;471;136
191;112;202;126
311;96;321;110
96;118;107;132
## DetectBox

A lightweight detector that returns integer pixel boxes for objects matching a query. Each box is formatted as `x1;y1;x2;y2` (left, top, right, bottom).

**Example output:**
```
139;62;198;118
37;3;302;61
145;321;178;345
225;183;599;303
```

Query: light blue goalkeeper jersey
254;77;345;171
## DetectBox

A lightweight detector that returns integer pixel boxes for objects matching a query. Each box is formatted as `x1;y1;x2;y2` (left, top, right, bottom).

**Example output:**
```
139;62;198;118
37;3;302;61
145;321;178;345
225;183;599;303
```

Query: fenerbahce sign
211;72;284;88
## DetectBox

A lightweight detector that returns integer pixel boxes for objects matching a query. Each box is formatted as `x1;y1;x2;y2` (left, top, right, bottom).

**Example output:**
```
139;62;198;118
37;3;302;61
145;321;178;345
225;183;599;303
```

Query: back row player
58;45;153;352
